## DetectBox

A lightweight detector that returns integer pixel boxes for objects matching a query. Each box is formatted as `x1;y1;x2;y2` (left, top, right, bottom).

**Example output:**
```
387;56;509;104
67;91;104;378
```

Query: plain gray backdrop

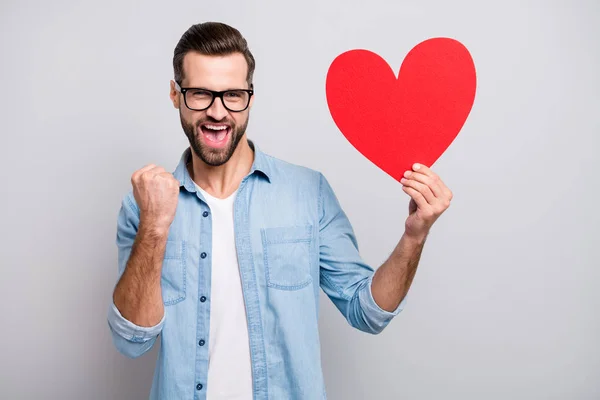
1;0;599;399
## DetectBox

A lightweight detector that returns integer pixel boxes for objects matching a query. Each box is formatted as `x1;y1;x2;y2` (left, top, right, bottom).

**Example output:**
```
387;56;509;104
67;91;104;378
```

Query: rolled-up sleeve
317;173;406;334
107;301;164;358
107;192;164;358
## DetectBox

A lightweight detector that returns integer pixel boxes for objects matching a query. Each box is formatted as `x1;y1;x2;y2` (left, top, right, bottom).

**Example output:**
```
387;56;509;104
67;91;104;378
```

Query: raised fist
131;164;180;233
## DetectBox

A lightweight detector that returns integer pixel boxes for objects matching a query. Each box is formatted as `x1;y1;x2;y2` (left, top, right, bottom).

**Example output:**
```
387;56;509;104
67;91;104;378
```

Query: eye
189;89;212;98
225;91;244;98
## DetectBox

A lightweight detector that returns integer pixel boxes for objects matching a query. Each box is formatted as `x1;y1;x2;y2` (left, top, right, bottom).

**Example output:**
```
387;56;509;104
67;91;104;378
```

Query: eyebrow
183;84;249;91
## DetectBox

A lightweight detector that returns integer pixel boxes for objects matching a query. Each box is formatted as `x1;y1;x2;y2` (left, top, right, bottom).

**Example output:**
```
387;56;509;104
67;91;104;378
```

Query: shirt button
200;296;207;302
199;339;205;346
201;252;207;259
202;211;209;217
196;383;203;390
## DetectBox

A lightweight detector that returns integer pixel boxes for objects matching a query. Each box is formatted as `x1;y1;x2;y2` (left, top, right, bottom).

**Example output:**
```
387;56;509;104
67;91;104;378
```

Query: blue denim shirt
107;140;405;399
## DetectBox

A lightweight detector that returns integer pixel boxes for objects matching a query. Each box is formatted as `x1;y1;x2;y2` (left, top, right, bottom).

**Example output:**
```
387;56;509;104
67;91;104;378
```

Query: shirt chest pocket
161;240;187;305
261;225;314;290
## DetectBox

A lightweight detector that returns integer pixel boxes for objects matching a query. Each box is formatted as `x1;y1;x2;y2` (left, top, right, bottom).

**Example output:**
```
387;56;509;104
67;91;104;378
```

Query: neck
187;136;254;199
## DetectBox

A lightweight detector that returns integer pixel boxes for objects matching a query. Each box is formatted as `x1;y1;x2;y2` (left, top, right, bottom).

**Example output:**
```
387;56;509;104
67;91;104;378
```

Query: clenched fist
131;164;180;233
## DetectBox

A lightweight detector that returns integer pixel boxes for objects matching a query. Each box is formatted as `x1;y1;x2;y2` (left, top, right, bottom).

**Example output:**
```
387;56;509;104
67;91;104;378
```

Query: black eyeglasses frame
174;81;254;112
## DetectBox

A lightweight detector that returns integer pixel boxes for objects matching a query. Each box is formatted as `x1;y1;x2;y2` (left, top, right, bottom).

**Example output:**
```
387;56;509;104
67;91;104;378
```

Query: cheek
231;112;248;126
182;110;203;126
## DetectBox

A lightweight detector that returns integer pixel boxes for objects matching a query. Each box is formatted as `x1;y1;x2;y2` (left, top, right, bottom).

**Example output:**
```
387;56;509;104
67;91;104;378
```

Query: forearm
113;223;168;327
371;233;427;312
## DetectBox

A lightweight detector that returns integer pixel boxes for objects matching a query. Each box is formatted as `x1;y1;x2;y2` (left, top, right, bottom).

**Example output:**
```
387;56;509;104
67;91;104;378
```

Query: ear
248;84;255;109
169;80;180;109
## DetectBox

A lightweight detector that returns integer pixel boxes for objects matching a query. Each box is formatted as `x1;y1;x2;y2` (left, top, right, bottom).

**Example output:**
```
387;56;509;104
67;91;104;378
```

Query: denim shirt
107;140;405;400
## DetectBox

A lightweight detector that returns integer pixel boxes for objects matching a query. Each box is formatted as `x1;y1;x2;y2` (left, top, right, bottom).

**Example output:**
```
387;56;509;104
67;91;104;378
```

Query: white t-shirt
195;183;253;399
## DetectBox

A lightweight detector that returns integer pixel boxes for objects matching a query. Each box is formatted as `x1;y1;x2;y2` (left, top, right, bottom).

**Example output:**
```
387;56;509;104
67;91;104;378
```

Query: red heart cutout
325;37;477;182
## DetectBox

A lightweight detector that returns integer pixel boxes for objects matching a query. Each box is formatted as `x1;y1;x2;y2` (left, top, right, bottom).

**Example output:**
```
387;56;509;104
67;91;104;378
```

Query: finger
411;163;453;201
400;177;436;204
402;185;430;210
140;164;158;173
132;164;156;182
141;166;167;179
433;178;452;202
411;163;435;177
403;170;444;198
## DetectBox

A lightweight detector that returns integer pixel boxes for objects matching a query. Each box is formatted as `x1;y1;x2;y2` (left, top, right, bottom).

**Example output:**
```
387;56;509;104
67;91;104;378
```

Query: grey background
1;0;599;399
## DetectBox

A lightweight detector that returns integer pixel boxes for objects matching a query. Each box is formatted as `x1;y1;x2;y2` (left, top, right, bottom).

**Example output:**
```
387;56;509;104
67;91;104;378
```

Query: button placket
195;203;210;397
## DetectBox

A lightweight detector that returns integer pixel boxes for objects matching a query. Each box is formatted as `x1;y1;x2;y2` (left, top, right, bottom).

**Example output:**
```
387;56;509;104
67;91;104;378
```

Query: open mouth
199;123;231;148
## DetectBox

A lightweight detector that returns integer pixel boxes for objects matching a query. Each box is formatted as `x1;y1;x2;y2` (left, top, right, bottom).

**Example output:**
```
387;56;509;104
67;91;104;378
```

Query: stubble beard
180;112;249;167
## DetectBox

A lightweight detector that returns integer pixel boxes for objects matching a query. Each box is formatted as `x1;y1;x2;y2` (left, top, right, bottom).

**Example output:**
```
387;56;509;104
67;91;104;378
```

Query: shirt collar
173;139;272;192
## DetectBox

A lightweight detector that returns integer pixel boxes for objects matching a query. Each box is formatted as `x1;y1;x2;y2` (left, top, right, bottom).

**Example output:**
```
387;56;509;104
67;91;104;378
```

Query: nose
206;95;228;120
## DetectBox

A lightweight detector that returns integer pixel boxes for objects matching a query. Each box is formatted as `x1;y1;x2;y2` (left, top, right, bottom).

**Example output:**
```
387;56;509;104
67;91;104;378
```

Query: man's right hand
131;164;180;234
112;164;178;328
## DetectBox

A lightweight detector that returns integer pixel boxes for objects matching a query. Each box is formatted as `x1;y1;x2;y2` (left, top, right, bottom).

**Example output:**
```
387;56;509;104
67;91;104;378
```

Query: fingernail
413;163;421;170
404;171;411;177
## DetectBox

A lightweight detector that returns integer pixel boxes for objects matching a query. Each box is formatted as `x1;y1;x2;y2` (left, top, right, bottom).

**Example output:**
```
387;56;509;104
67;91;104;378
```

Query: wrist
139;219;171;238
402;231;428;246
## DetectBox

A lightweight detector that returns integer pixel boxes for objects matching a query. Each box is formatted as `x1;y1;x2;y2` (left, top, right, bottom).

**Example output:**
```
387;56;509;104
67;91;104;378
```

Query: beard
180;112;249;167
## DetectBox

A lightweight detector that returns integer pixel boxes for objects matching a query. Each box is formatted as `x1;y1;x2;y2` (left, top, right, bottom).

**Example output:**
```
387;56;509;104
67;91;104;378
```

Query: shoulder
260;151;325;187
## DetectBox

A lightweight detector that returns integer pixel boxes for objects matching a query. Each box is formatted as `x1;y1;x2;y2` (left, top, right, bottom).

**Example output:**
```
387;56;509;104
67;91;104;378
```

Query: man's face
171;52;253;167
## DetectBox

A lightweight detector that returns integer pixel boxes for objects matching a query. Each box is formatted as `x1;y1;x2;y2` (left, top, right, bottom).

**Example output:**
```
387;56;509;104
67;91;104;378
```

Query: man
107;21;453;400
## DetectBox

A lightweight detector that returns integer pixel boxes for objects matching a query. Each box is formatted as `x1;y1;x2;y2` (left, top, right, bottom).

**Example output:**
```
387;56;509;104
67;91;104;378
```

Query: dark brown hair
173;22;255;87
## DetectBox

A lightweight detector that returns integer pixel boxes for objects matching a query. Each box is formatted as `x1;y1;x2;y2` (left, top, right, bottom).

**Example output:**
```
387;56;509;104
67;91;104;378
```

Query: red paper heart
325;37;477;182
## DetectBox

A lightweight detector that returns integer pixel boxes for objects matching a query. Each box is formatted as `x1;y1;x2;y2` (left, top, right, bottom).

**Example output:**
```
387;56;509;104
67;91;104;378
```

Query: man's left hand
400;163;453;240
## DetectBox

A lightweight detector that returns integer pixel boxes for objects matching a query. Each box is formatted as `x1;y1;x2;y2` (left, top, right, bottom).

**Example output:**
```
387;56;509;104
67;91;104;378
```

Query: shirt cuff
361;275;407;320
107;302;165;343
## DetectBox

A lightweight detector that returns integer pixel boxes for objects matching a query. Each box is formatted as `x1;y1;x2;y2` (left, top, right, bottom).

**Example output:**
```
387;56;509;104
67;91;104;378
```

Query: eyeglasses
174;81;254;112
